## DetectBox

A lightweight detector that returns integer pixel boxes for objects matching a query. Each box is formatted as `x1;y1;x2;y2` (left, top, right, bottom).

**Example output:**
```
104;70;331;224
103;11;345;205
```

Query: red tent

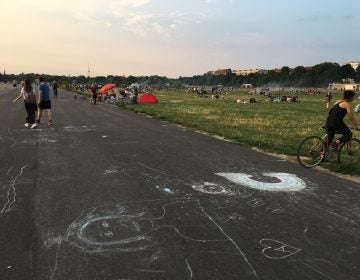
99;84;117;94
138;93;158;104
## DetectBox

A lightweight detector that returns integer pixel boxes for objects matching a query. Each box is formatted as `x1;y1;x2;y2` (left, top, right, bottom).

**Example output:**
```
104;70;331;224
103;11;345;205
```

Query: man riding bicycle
325;90;359;151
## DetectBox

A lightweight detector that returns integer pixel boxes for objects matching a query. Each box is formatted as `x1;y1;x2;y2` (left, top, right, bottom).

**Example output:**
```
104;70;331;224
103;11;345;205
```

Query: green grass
119;90;360;177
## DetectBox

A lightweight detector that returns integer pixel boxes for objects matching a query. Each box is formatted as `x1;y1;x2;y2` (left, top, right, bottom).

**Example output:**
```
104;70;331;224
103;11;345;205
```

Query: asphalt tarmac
0;83;359;280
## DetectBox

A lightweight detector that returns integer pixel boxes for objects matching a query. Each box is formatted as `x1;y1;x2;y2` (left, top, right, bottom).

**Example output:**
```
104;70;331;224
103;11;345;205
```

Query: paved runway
0;83;359;280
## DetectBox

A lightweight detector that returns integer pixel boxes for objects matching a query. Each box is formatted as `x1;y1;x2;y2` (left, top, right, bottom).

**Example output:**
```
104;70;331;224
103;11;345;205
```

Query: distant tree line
1;62;359;89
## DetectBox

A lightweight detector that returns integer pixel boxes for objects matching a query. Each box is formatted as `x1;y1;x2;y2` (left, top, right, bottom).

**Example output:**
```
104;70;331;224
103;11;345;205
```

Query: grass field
118;89;360;176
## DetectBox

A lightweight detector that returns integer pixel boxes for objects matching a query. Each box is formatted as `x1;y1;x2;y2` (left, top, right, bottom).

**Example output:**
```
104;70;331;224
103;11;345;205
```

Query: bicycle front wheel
338;138;360;167
297;136;326;168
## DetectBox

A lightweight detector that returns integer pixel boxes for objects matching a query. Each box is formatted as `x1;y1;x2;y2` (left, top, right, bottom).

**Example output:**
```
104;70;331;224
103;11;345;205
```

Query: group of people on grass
88;84;139;105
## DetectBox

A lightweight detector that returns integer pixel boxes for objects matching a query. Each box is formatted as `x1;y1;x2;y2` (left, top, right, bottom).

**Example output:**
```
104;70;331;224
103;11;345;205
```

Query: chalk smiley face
79;216;146;245
66;209;154;252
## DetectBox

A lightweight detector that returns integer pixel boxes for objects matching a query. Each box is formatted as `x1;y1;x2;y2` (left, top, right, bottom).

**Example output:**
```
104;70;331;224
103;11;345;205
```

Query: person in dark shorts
36;76;53;126
325;90;359;150
89;83;97;105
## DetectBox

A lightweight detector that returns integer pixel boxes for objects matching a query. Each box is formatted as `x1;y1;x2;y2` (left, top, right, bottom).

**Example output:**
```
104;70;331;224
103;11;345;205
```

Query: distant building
232;69;260;76
328;82;360;91
347;61;360;71
241;83;253;88
210;69;232;75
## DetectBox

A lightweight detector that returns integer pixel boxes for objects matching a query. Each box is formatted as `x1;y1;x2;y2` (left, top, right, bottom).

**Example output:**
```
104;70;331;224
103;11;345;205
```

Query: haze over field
1;0;359;78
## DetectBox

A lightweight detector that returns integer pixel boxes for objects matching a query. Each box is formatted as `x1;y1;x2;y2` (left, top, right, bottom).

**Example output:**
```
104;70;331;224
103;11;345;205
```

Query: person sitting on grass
325;90;359;151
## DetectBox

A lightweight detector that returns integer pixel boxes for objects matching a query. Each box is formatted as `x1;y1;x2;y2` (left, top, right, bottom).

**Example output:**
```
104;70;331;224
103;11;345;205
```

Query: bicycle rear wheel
338;138;360;167
297;136;326;168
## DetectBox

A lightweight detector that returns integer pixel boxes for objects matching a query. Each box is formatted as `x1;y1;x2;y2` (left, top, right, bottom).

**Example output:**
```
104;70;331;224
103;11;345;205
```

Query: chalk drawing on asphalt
22;137;58;144
290;258;335;280
259;239;301;259
191;182;230;195
327;208;360;226
103;168;119;175
216;172;307;192
54;199;259;279
155;186;175;195
63;125;96;132
0;165;28;214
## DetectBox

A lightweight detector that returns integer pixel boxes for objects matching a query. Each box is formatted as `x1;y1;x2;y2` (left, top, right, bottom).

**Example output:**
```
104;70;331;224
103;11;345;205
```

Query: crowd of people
11;80;359;155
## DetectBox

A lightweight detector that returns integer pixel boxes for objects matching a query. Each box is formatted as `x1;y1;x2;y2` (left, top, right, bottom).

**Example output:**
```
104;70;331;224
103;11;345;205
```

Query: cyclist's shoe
330;142;339;152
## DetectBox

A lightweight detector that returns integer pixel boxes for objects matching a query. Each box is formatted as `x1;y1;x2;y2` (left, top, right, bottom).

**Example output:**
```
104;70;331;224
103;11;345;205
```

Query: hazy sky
1;0;359;78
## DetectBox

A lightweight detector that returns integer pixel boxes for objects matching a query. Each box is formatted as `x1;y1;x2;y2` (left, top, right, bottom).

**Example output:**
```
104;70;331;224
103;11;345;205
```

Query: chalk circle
216;172;307;192
65;206;153;252
191;182;229;195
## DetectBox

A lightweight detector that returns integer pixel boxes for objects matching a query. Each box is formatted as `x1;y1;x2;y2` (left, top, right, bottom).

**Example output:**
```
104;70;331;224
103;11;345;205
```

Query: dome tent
138;93;158;104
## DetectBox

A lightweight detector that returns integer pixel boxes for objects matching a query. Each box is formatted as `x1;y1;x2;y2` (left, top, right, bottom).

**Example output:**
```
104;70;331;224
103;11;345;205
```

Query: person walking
36;76;53;126
52;81;59;99
13;79;38;129
325;91;332;110
89;83;97;105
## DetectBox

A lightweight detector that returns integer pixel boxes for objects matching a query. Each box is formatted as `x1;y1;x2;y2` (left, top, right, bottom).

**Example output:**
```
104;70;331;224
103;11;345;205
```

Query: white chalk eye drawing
260;239;301;259
216;172;307;192
191;182;229;195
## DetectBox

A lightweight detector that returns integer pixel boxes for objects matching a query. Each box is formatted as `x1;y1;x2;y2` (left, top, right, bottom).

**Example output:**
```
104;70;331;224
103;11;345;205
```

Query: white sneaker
24;123;30;127
30;123;37;129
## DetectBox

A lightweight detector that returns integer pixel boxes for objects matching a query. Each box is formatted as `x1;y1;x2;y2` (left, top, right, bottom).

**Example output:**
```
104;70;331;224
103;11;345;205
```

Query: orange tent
99;84;117;94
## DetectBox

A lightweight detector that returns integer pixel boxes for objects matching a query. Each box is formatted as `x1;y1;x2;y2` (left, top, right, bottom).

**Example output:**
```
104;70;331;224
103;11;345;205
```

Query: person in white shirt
13;79;38;128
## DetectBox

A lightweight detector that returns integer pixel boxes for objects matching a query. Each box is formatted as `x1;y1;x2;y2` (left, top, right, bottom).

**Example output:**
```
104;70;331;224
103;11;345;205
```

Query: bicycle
297;127;360;168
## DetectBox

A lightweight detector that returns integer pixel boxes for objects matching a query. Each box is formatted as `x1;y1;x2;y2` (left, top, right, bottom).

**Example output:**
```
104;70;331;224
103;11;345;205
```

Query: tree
340;64;356;79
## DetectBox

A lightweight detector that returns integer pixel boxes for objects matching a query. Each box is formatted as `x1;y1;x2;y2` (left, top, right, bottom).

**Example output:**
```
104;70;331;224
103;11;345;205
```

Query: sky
0;0;359;78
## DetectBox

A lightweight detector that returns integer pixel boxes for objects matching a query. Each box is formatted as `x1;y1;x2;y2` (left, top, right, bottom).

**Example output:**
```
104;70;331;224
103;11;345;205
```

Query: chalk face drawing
66;205;152;252
216;172;307;192
260;239;301;259
60;200;258;279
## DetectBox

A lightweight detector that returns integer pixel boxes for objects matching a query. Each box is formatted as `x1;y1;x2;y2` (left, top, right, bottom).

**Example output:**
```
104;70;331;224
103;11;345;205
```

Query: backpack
24;90;36;104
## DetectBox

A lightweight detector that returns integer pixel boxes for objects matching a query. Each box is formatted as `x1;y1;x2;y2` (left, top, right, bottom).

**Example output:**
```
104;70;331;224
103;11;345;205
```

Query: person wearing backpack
13;79;38;128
